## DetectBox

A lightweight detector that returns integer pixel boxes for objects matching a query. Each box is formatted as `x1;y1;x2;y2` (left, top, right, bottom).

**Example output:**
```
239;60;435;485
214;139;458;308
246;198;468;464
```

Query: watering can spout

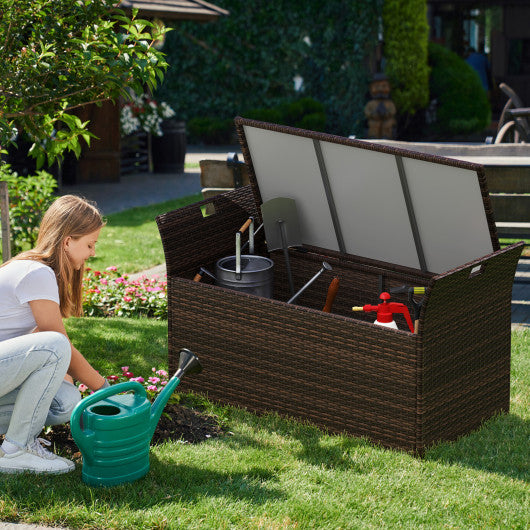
149;348;202;438
174;348;203;379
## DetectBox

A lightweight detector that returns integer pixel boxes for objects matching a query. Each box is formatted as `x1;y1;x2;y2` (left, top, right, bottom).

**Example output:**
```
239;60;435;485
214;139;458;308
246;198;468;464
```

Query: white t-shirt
0;260;60;342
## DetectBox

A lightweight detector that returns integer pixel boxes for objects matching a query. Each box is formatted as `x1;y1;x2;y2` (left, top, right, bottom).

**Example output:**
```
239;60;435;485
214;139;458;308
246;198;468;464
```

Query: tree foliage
158;0;382;137
0;0;169;165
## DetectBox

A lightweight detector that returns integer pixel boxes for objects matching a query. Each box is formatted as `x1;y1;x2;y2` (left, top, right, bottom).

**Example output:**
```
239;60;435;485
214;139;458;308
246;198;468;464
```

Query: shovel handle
322;277;339;313
193;272;203;282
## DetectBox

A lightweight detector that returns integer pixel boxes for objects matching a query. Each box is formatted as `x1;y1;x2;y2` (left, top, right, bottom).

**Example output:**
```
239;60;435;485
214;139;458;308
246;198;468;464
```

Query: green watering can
70;348;202;487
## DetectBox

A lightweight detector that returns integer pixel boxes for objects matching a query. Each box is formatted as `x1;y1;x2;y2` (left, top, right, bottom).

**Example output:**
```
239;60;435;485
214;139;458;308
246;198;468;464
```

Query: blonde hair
6;195;105;317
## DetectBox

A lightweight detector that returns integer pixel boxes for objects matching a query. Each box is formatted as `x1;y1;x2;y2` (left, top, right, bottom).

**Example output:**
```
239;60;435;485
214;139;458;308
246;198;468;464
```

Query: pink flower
121;366;129;372
147;385;158;392
115;277;126;284
107;375;119;381
124;371;134;378
123;296;133;302
131;376;145;383
156;369;168;378
78;384;88;393
100;278;108;285
106;266;118;272
93;271;102;276
148;376;160;384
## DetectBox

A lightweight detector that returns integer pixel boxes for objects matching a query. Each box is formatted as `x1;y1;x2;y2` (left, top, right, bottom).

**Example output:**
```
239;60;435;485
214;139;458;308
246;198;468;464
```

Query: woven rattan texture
156;186;263;278
168;276;420;451
418;243;522;448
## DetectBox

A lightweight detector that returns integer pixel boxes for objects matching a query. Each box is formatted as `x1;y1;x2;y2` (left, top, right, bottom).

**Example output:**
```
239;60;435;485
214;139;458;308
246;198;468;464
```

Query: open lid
235;118;499;274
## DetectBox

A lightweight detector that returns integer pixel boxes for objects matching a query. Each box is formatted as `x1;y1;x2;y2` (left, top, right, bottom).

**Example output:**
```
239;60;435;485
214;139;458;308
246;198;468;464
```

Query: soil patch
1;404;225;461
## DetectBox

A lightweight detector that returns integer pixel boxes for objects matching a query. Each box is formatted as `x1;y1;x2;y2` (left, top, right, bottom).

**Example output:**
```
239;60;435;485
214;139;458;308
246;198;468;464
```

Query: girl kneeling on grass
0;195;109;474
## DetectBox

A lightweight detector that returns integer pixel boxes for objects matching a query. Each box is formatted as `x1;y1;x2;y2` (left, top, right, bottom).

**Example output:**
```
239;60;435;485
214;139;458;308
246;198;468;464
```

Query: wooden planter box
157;119;523;454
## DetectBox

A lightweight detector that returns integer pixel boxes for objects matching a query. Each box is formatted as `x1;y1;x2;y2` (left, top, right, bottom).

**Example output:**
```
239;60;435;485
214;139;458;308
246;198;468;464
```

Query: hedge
157;0;382;138
428;42;491;136
382;0;430;118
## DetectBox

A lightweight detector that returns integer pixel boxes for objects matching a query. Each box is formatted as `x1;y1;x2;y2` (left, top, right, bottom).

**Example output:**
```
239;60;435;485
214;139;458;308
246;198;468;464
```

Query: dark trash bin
151;120;187;173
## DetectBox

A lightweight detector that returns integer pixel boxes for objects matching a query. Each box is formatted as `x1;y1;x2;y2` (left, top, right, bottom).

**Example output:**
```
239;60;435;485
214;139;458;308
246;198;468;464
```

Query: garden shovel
260;197;302;297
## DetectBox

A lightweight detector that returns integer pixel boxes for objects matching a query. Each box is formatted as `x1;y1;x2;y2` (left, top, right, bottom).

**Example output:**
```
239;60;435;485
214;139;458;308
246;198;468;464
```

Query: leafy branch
0;0;170;165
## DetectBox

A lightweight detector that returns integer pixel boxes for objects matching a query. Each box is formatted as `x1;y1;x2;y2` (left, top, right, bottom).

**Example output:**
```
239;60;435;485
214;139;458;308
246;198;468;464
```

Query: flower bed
78;365;172;402
83;266;167;319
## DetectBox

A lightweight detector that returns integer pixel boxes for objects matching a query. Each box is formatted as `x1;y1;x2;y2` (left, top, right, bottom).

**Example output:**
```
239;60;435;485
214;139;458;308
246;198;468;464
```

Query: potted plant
120;94;186;173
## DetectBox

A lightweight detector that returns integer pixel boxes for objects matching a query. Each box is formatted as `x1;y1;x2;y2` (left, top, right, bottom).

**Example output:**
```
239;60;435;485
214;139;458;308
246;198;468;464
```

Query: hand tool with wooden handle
322;277;340;312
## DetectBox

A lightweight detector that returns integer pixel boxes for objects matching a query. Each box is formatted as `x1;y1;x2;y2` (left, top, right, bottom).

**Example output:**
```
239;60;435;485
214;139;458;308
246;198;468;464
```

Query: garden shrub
157;0;382;137
382;0;430;122
187;117;234;144
187;97;326;143
0;164;57;255
428;42;491;136
245;97;326;130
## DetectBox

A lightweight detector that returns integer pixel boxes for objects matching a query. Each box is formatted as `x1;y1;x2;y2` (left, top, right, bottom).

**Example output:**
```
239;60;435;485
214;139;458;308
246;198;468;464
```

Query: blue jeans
0;332;80;448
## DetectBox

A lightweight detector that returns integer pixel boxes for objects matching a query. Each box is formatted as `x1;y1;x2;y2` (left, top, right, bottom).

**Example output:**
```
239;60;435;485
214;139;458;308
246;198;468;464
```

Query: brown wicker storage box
157;120;523;454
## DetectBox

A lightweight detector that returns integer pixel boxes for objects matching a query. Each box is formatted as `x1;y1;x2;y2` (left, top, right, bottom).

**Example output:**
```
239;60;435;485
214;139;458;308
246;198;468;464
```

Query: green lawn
0;319;528;529
0;198;528;528
87;193;202;274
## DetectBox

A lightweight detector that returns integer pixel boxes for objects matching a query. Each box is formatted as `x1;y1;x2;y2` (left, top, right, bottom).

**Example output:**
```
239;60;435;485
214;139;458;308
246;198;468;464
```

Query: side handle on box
156;187;257;277
420;242;524;335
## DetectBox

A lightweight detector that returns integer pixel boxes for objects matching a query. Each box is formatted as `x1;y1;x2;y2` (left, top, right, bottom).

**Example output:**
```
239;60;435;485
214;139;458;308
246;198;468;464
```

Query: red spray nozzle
353;292;415;333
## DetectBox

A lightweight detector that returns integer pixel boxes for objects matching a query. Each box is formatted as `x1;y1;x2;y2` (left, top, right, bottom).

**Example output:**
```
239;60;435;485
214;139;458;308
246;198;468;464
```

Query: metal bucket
215;255;274;298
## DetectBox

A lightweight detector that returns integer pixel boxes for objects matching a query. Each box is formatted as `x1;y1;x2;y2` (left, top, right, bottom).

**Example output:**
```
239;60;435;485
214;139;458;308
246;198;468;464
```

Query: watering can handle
70;381;147;458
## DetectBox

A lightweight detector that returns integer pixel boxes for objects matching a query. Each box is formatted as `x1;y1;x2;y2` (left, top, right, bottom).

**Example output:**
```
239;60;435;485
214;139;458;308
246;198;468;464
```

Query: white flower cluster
159;102;176;119
120;105;141;136
120;94;176;137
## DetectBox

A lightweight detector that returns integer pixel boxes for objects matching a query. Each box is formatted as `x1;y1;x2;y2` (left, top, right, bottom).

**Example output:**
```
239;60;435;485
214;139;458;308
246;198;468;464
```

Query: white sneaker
0;438;74;474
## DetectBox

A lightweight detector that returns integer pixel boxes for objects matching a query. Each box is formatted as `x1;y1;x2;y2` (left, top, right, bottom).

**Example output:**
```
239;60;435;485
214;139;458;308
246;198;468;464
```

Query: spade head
260;197;302;251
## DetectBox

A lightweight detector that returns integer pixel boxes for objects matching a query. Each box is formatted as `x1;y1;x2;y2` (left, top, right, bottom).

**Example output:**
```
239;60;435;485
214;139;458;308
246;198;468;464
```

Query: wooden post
0;180;11;262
